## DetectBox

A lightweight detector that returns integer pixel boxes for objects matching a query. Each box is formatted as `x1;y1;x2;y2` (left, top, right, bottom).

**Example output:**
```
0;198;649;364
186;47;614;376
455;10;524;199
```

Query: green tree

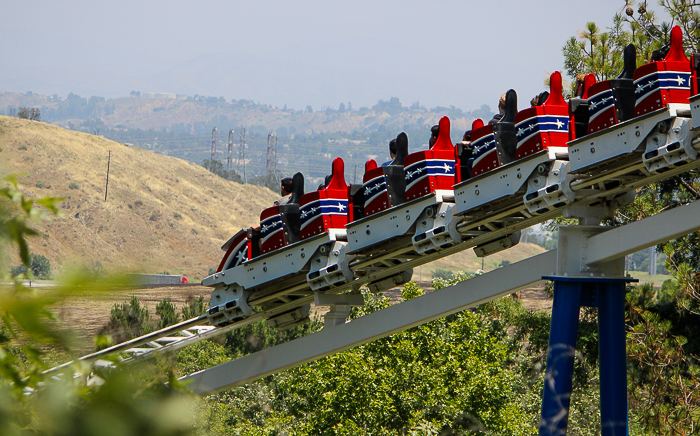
29;108;41;121
202;159;243;182
181;296;206;320
16;107;30;119
155;298;180;329
100;296;154;345
562;1;699;84
10;253;51;279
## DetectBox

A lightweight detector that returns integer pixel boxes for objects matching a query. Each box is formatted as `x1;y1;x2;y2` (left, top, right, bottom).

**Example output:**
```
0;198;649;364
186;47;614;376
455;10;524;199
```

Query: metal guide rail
45;100;700;371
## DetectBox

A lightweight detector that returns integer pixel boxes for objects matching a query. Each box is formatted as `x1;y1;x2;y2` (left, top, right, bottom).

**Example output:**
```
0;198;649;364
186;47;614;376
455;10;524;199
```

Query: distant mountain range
0;90;494;182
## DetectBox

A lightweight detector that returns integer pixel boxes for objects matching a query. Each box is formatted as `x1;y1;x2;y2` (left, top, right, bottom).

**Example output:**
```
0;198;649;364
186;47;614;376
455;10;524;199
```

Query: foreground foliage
0;175;198;436
192;283;541;435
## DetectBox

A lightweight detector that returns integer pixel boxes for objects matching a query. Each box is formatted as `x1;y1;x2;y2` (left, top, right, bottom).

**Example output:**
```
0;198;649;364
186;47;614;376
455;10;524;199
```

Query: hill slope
0;115;545;282
0;115;277;280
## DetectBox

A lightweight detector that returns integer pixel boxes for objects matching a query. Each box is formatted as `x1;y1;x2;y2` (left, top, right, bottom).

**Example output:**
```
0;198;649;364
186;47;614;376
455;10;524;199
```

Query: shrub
431;268;454;281
155;298;180;329
173;212;182;219
100;296;153;346
69;182;79;190
181;296;207;320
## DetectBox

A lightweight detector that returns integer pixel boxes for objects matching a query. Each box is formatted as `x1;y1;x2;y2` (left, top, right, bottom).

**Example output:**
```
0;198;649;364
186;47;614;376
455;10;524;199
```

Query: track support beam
181;250;556;394
540;222;634;435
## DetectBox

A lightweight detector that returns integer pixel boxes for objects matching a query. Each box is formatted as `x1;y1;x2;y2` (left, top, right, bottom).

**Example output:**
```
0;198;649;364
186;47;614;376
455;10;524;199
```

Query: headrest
582;74;596;99
472;118;485;131
431;116;453;151
325;157;347;191
665;25;688;63
390;132;409;166
536;91;550;106
543;71;566;107
500;90;517;124
290;172;305;204
617;44;637;80
365;159;378;172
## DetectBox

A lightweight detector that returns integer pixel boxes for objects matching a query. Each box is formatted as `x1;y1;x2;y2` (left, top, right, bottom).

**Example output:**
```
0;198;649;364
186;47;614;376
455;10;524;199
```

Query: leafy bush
181;296;206;320
431;268;454;281
100;296;153;345
155;298;180;329
68;182;79;190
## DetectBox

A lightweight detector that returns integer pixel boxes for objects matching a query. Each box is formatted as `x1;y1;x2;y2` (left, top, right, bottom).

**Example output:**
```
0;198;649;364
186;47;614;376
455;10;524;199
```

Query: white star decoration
589;96;612;110
235;249;247;265
675;75;685;86
555;118;564;129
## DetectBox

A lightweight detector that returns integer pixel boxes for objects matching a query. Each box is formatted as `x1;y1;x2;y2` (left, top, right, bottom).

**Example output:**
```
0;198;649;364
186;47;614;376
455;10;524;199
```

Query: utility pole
266;132;278;187
227;129;234;178
238;127;247;183
210;127;217;163
104;150;111;202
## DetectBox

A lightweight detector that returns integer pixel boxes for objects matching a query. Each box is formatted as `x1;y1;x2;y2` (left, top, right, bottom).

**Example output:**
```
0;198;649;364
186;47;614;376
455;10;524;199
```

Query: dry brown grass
0;115;277;281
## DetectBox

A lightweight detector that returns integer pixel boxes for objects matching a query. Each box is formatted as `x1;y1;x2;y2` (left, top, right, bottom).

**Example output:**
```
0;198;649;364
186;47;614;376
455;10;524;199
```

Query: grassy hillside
0;114;544;283
0;115;277;280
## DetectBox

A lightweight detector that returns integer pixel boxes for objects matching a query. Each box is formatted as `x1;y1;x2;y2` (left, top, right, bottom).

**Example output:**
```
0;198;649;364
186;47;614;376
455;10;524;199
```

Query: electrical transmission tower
266;132;279;187
237;127;246;183
227;129;234;178
210;127;218;163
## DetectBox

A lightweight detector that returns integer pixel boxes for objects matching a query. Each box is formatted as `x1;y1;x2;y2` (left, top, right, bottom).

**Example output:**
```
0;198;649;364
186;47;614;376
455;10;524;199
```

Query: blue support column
539;277;634;436
539;280;583;435
597;281;629;436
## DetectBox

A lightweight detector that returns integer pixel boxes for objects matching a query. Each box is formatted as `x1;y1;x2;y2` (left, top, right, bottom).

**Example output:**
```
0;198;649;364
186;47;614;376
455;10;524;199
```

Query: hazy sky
2;1;644;112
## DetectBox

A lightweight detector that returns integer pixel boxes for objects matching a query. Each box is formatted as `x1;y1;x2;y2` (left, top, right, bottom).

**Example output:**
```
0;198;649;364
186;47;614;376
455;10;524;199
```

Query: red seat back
362;159;390;217
216;229;248;272
470;118;497;177
259;205;287;254
514;71;570;158
634;25;690;116
404;116;455;200
299;157;349;240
